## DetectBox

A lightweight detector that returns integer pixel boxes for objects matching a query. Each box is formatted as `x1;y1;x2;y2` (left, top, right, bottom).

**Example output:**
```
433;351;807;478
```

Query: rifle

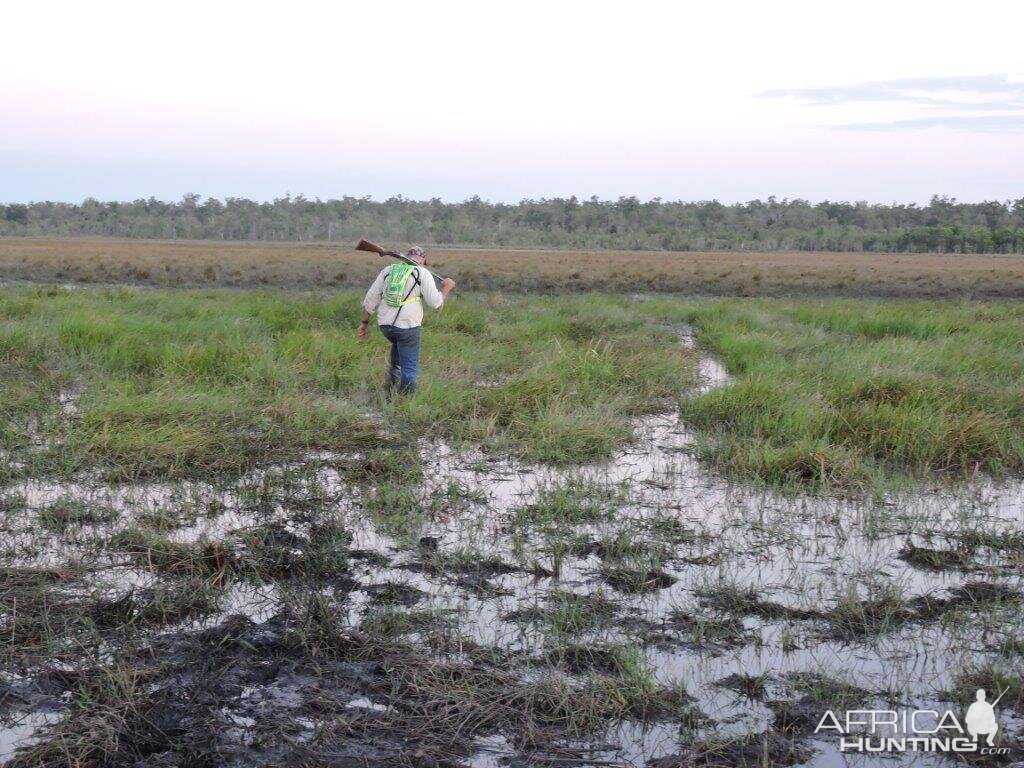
355;239;449;283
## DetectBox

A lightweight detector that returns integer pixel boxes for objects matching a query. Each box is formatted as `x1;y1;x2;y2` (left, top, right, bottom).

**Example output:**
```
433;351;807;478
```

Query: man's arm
358;268;387;338
420;268;455;309
363;268;387;314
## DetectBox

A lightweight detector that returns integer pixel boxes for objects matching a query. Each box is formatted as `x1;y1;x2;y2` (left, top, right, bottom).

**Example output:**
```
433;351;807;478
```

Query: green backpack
383;264;421;308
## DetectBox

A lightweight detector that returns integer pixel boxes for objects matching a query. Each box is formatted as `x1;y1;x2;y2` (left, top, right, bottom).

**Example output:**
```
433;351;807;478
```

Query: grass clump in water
38;498;117;532
826;584;913;639
950;664;1024;710
898;542;974;571
361;606;457;642
510;477;625;528
505;590;619;638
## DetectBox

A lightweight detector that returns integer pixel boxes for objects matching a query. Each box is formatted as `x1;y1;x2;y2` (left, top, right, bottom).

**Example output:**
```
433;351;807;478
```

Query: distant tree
0;195;1022;253
4;204;29;225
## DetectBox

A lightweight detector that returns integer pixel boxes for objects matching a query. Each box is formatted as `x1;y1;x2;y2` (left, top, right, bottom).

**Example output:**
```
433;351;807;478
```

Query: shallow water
1;329;1022;767
0;714;62;764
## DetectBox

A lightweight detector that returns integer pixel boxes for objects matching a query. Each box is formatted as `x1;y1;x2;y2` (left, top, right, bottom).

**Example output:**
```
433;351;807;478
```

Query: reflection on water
1;330;1021;767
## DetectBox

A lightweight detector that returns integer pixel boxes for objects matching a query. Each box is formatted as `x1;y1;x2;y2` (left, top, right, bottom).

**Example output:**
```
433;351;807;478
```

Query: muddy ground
2;335;1023;767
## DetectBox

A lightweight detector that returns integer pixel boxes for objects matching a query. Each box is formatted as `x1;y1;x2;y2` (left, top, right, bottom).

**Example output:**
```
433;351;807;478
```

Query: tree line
3;194;1024;253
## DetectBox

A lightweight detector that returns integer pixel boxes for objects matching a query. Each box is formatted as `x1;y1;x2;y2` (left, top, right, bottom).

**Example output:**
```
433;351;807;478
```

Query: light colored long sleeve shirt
362;265;444;328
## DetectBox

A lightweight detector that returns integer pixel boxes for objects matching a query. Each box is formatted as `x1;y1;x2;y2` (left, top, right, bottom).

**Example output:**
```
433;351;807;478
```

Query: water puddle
1;328;1022;767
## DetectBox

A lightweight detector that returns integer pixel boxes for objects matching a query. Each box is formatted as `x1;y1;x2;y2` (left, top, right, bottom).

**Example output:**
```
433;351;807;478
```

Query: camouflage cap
407;246;426;259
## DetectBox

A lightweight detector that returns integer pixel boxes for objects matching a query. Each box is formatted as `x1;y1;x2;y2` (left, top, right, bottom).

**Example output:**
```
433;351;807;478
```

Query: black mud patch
569;538;653;561
544;644;633;675
638;611;754;653
110;522;354;587
696;585;820;621
602;566;677;594
348;548;392;567
400;551;541;597
649;730;812;767
821;581;1021;640
7;608;692;768
958;530;1024;553
714;672;769;700
364;582;427;607
768;671;875;739
898;543;974;571
503;591;620;632
910;581;1023;620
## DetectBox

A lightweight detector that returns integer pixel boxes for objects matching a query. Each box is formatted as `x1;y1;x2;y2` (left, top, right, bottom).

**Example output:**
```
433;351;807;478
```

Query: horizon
5;191;1024;208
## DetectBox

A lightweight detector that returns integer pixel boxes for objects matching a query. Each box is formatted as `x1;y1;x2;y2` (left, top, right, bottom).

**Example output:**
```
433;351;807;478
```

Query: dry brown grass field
2;237;1024;297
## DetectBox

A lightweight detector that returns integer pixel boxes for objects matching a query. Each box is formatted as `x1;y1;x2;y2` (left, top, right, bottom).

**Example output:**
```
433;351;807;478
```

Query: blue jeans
379;325;421;393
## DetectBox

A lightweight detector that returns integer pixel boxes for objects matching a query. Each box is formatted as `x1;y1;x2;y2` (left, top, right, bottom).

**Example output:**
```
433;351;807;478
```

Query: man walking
358;246;455;393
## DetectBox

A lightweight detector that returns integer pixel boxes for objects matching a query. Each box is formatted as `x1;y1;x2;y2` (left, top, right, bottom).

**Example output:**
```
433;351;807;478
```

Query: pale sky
3;0;1023;204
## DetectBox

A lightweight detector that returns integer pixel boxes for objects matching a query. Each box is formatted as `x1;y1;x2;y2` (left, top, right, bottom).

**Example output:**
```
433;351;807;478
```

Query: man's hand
357;320;369;339
441;277;456;296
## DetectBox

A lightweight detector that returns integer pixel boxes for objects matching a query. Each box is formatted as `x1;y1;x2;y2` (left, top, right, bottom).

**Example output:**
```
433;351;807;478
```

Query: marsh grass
6;285;1024;766
643;298;1024;492
827;584;914;639
361;606;458;641
546;643;642;676
1;570;222;668
601;561;677;594
4;663;158;768
506;590;619;637
568;529;670;562
783;671;872;712
0;288;696;481
136;504;201;533
898;542;974;571
660;730;811;768
645;515;698;544
958;530;1024;553
91;579;222;629
37;498;116;532
716;672;770;700
952;664;1024;709
363;482;427;543
510;477;625;528
110;530;234;580
663;611;752;649
278;592;688;746
0;492;26;515
696;582;818;622
1;580;86;662
3;287;1020;493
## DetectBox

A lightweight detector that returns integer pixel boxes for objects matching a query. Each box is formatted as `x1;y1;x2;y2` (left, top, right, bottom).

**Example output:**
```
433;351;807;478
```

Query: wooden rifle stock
355;238;399;257
354;239;448;282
